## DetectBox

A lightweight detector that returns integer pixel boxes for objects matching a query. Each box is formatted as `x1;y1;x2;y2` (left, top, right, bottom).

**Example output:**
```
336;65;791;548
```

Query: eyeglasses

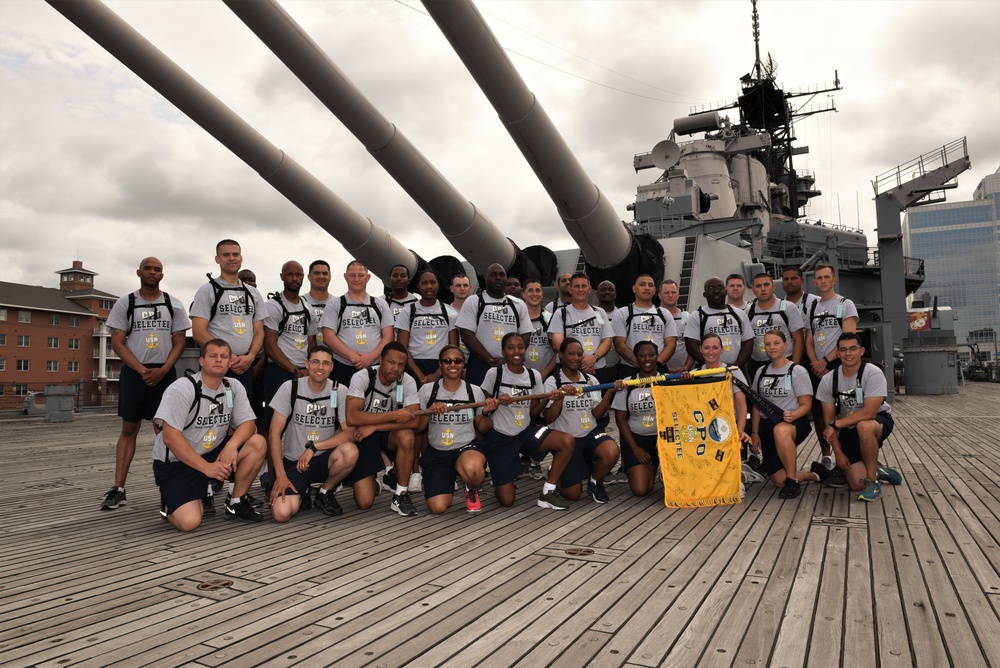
440;358;464;365
837;346;862;353
308;359;334;367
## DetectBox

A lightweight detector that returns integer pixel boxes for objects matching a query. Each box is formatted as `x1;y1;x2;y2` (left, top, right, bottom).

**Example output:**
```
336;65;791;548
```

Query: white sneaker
740;482;746;499
408;471;423;493
741;462;766;484
821;455;835;471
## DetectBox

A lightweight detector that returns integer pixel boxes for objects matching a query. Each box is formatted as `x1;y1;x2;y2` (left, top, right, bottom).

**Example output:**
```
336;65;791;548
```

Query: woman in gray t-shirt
749;330;820;499
396;270;459;385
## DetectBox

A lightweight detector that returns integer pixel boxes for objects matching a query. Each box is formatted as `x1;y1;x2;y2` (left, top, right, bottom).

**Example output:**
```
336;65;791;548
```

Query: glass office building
903;167;1000;350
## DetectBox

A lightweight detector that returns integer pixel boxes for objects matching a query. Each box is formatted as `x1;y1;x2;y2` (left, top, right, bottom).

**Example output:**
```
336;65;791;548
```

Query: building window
0;334;5;346
49;313;61;326
67;361;79;373
0;359;5;372
0;384;4;396
17;335;30;347
48;337;60;349
68;338;80;350
18;311;31;323
98;299;114;310
47;361;59;372
0;308;6;321
16;360;29;372
14;384;29;396
69;316;81;328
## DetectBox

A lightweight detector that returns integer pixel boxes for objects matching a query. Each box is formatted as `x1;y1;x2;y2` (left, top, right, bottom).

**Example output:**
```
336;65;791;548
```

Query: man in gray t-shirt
261;261;318;428
684;276;754;368
151;339;267;531
102;256;192;511
319;260;394;386
266;345;358;522
190;239;266;395
345;342;421;517
549;273;615;379
816;332;899;502
455;263;533;385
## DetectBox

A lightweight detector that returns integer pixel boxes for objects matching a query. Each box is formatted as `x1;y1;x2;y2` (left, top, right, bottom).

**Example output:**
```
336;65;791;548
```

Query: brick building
0;261;120;411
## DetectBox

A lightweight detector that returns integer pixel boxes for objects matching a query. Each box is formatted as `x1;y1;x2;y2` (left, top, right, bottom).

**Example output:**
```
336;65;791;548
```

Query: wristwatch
828;418;838;429
305;442;317;453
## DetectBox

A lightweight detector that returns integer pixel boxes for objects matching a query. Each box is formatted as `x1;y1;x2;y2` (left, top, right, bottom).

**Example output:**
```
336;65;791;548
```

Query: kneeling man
267;344;359;521
152;339;267;531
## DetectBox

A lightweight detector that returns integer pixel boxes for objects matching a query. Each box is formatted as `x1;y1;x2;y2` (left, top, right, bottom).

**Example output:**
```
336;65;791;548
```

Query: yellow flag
653;375;742;507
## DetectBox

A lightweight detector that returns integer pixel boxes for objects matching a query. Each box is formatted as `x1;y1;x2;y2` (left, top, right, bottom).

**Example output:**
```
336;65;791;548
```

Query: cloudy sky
2;0;998;303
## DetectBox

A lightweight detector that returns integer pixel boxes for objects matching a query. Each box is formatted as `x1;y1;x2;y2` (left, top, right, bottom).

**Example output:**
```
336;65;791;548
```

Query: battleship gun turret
47;0;422;283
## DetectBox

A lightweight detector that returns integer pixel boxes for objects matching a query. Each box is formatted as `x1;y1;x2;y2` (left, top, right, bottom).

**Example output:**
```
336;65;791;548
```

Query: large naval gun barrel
223;0;516;277
421;0;635;272
46;0;417;281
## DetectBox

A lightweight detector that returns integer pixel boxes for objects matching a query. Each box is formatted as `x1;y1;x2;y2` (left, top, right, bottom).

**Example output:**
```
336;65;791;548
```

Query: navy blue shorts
839;412;894;465
559;431;616;487
759;416;812;475
280;450;332;495
349;431;391;483
262;363;295;429
118;364;175;423
153;437;233;514
420;444;486;497
621;432;658;469
481;425;552;486
465;356;492;387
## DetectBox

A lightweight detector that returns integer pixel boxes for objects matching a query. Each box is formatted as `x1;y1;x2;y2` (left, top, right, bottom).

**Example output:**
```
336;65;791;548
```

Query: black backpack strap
126;292;137;335
427;379;441;407
491;365;504;398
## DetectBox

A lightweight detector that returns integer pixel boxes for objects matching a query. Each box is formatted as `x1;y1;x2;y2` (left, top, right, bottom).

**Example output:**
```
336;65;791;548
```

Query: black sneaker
225;496;263;522
779;478;801;499
202;495;216;516
300;487;314;510
314;489;343;516
381;467;399;494
814;463;847;488
391;491;417;517
159;503;168;522
586;480;610;504
100;487;126;510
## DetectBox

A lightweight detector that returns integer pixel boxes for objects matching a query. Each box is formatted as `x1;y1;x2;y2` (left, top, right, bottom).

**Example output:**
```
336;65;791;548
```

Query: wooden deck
1;383;999;667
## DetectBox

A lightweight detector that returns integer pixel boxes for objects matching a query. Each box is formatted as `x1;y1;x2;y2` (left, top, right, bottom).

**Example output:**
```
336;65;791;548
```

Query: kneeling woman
481;333;576;510
416;346;498;514
750;329;819;498
543;338;621;504
611;340;661;497
693;333;752;446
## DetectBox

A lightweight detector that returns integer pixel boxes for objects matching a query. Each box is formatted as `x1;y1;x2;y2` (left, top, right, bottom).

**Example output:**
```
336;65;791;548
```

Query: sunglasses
440;358;464;365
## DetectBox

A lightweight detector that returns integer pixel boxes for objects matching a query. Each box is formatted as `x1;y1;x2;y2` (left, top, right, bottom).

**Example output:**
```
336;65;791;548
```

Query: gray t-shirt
808;294;859;362
610;375;657;436
269;377;347;460
189;278;266;356
418;381;485;451
347;366;420;414
548;305;615;369
106;291;191;365
394;301;458;361
481;365;544;436
610;304;679;361
318;295;394;365
302;294;333;345
388;294;419;320
746;299;806;362
152;372;255;462
263;294;318;368
684;305;754;367
751;362;812;412
455;294;534;359
816;363;891;419
666;310;690;370
525;312;556;375
543;370;601;438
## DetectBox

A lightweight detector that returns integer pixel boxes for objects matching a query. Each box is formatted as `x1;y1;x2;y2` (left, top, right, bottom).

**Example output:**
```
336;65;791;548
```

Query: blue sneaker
858;479;881;502
876;463;903;485
586;480;610;504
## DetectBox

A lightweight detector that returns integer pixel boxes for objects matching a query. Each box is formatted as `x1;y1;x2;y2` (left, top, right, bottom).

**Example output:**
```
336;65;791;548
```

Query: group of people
99;239;902;532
